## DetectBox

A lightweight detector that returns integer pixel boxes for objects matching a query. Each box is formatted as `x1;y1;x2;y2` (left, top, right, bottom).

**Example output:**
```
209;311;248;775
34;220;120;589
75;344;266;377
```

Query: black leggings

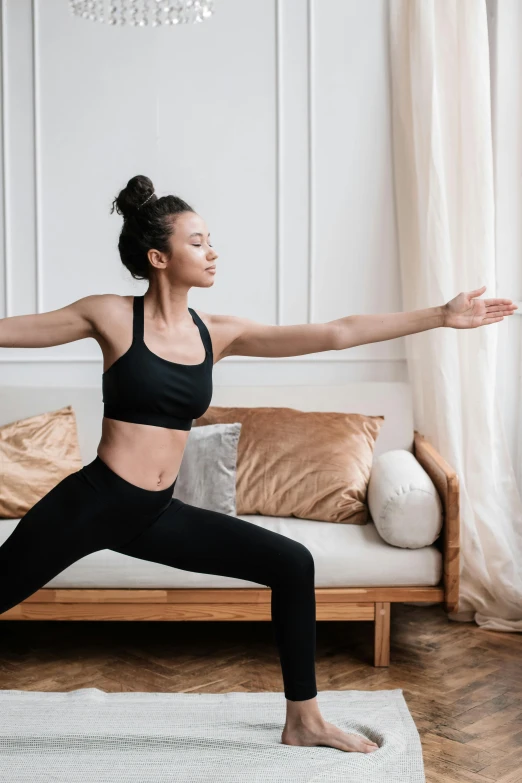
0;455;317;702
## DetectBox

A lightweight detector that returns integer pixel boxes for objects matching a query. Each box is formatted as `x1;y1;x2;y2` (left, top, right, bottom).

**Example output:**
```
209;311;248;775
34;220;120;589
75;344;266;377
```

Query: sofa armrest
413;431;460;614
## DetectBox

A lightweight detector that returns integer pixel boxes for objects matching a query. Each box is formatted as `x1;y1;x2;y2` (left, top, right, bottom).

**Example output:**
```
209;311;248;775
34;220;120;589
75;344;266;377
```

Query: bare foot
281;719;379;753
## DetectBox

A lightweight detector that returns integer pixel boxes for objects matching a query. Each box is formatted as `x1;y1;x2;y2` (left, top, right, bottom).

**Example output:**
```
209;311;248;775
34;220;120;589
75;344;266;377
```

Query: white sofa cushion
367;449;443;549
0;514;443;589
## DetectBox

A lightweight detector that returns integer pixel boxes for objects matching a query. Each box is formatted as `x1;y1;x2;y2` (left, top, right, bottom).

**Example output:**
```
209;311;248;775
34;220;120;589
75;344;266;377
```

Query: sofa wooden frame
1;431;460;667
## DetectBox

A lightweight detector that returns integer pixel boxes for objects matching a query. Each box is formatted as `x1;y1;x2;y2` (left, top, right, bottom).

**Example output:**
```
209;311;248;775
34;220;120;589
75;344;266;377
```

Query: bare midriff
97;417;189;490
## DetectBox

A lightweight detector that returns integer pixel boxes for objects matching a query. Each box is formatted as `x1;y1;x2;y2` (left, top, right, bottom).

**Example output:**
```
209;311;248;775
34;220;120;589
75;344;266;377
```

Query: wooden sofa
0;383;459;667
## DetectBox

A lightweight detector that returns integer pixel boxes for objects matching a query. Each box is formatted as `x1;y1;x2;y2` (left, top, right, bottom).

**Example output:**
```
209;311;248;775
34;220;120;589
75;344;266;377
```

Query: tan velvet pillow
195;406;384;524
0;405;83;519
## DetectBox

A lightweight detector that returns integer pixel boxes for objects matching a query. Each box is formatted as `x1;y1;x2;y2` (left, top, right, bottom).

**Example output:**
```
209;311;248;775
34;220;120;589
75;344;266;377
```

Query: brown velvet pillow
0;405;83;519
195;406;384;524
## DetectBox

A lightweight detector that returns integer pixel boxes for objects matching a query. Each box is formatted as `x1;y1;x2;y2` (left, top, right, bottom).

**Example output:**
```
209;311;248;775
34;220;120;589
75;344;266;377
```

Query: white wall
0;0;405;388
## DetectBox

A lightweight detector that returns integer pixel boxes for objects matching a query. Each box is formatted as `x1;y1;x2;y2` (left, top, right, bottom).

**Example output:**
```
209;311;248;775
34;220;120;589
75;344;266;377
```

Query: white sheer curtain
389;0;522;632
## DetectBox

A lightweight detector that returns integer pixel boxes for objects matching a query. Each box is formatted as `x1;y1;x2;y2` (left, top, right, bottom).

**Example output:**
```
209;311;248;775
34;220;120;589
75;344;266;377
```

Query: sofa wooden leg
374;602;391;667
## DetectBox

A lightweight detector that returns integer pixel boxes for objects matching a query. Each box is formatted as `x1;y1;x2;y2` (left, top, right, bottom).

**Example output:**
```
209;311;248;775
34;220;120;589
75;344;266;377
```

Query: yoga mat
0;687;425;782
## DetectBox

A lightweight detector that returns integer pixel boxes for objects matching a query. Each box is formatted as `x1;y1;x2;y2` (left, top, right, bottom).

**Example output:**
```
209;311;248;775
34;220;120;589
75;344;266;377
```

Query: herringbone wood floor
0;603;521;782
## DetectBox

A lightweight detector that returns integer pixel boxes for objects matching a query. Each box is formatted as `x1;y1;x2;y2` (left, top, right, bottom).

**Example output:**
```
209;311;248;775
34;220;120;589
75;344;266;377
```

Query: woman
0;175;516;754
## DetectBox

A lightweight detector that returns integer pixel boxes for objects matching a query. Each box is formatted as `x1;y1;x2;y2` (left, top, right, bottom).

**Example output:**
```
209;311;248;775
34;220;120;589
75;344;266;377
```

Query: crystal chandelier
68;1;215;26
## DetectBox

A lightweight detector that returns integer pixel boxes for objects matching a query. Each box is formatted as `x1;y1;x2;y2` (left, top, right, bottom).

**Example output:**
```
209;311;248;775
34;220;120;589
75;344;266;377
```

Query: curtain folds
389;0;522;632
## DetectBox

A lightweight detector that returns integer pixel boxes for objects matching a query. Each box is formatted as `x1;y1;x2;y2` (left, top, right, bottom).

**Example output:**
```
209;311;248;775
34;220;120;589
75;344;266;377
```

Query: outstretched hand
443;286;518;329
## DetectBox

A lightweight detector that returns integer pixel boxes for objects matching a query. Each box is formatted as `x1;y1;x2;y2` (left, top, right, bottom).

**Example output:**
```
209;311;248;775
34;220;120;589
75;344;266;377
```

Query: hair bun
111;174;156;220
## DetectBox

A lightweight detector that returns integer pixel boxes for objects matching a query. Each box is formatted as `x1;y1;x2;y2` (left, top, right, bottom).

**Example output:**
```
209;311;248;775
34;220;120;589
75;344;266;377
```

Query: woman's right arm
0;295;104;348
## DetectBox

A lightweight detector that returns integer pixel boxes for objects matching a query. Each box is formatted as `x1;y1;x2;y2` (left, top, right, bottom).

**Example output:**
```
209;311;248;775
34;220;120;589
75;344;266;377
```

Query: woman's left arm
208;285;517;360
333;285;517;348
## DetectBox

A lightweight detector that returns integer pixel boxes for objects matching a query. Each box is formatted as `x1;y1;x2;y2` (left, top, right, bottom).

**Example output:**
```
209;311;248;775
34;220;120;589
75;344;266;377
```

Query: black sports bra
102;295;213;431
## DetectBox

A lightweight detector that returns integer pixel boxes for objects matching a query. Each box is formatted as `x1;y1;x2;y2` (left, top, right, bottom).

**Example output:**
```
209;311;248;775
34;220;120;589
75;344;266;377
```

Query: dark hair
110;175;195;280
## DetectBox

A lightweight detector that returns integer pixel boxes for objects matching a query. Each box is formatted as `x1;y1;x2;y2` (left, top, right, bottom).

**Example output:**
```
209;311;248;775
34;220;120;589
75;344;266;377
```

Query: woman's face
165;211;218;288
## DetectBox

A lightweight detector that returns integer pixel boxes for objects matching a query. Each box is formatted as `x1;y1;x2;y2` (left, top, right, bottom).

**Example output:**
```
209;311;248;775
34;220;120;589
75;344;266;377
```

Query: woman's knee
275;539;315;582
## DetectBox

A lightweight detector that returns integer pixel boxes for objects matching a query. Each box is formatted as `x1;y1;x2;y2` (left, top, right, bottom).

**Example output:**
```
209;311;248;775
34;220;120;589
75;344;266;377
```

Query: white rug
0;688;426;782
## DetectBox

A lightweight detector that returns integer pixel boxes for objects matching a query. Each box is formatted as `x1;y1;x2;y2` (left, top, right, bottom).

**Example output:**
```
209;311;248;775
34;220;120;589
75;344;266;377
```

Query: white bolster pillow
367;449;443;549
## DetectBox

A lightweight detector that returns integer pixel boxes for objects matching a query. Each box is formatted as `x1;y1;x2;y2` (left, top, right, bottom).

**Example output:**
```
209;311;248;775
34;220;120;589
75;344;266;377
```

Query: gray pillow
173;422;242;515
